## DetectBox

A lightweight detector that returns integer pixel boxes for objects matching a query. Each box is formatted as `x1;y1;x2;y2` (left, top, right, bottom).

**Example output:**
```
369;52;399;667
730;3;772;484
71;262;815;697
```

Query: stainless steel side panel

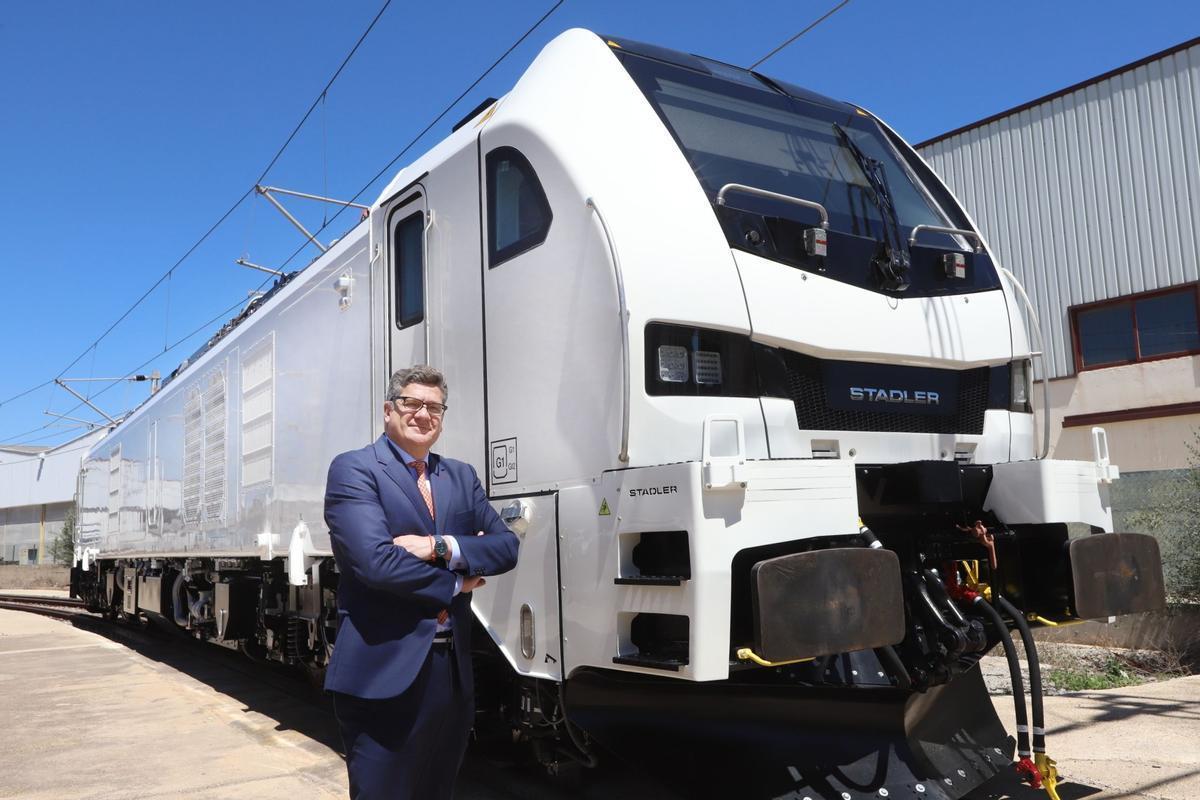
79;227;373;558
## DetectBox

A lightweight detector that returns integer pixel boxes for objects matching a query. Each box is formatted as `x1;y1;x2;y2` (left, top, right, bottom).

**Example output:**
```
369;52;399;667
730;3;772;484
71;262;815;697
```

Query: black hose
973;596;1031;759
996;596;1045;757
860;527;883;549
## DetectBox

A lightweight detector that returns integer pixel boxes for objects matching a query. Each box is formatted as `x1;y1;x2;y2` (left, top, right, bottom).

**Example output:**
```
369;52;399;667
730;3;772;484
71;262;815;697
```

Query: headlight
645;323;756;397
657;345;690;383
1009;358;1032;413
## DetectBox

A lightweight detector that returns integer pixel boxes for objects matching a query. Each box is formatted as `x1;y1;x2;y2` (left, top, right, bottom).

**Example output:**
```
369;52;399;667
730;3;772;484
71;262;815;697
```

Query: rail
0;592;89;621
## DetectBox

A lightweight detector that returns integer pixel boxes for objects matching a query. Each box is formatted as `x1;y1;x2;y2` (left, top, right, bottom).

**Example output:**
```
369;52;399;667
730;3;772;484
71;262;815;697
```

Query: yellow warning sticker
598;498;611;516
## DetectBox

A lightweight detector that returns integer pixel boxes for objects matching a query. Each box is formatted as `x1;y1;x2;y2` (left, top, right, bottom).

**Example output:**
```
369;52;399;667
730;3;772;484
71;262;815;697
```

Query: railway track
0;588;331;713
0;592;90;620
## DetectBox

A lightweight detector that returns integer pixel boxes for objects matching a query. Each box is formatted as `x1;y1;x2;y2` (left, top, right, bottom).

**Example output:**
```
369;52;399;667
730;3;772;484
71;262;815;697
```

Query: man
324;365;520;800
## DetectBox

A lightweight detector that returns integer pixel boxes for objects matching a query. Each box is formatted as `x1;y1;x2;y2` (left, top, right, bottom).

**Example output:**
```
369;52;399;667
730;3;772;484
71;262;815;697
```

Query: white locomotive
73;29;1164;799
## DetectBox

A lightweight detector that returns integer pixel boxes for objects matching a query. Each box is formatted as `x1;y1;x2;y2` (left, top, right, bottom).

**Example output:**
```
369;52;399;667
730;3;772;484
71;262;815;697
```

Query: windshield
615;50;1000;295
620;55;955;238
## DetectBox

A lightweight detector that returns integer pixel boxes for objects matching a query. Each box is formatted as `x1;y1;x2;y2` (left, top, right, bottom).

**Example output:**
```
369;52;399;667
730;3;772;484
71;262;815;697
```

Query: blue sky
0;1;1195;446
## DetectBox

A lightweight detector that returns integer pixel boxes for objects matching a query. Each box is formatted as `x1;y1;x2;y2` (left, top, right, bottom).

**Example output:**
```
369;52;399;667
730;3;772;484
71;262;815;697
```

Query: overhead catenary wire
747;0;851;71
229;0;568;281
0;278;275;446
0;0;395;414
333;0;567;216
2;0;566;445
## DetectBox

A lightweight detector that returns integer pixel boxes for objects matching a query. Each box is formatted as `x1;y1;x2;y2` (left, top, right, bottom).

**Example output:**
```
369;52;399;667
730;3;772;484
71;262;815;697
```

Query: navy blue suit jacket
324;435;519;699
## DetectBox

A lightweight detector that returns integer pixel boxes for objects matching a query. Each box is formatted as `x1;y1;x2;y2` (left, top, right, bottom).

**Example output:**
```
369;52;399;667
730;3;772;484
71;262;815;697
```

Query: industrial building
916;36;1200;479
0;428;108;564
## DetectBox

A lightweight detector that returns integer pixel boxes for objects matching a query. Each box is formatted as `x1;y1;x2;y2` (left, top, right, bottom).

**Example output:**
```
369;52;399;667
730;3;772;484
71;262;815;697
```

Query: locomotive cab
71;28;1164;800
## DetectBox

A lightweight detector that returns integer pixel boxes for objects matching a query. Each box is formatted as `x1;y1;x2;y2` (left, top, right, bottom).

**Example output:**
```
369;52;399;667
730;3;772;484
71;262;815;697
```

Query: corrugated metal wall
917;42;1200;378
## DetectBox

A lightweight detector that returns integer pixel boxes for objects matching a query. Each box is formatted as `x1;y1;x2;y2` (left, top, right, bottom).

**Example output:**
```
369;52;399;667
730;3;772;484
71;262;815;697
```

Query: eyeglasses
391;396;448;418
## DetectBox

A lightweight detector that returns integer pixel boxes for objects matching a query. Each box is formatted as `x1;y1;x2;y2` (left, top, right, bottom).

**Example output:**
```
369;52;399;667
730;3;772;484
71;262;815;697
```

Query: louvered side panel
183;387;203;525
203;368;226;524
241;335;274;489
107;445;121;539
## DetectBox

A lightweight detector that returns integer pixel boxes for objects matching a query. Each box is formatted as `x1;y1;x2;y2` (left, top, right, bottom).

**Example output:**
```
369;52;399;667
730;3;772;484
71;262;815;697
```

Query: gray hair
387;365;448;402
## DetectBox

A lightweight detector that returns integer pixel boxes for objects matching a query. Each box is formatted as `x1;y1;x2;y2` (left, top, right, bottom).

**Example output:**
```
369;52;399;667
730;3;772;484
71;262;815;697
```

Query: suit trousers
332;643;472;800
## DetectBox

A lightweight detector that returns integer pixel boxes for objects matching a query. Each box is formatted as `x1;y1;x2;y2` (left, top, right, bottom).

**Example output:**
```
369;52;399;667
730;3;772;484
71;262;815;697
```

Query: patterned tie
411;460;435;520
412;460;448;626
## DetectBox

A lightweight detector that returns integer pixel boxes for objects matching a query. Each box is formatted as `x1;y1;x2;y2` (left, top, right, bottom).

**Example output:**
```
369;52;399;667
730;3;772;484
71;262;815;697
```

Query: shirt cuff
443;535;467;571
452;574;463;597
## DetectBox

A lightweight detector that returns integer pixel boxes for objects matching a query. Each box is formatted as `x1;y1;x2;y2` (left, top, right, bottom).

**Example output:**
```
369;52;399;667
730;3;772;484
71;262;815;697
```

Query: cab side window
487;147;552;267
392;208;424;328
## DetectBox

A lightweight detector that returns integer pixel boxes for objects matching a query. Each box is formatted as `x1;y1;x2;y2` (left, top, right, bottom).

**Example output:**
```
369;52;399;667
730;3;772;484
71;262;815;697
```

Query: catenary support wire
748;0;851;70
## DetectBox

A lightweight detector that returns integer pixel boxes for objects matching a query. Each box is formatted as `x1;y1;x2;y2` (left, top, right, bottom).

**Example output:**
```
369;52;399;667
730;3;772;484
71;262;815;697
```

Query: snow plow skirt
567;664;1014;799
1069;532;1166;619
752;547;905;662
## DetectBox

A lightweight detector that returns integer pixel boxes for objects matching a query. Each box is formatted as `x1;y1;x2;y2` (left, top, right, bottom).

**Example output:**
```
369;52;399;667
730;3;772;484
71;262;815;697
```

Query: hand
393;534;434;561
461;575;487;593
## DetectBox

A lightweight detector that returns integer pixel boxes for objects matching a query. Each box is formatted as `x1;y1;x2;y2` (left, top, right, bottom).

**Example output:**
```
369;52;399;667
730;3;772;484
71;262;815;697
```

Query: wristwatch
432;534;448;562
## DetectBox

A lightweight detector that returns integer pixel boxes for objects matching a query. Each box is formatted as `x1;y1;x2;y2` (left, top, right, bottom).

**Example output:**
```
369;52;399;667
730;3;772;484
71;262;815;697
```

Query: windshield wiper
833;122;910;291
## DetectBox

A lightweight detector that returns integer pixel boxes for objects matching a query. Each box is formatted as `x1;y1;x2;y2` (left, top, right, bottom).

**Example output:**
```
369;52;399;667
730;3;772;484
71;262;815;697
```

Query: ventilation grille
107;445;122;537
779;352;989;435
202;369;227;523
182;366;228;527
183;387;203;525
241;335;274;488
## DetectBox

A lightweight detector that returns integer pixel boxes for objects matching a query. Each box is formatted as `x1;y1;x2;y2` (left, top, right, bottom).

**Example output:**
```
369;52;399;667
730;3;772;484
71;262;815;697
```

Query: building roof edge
914;36;1200;149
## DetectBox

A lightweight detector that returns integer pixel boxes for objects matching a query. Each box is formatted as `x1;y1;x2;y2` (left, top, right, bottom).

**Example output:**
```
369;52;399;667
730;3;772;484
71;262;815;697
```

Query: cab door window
391;208;425;328
486;147;552;267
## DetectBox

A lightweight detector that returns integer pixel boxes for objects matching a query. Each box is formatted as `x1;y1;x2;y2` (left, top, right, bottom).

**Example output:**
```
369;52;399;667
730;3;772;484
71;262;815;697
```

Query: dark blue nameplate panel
822;361;959;417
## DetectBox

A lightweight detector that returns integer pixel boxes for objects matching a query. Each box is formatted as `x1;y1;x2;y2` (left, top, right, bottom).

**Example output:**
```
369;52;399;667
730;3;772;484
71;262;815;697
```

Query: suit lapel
431;457;447;536
374;437;436;532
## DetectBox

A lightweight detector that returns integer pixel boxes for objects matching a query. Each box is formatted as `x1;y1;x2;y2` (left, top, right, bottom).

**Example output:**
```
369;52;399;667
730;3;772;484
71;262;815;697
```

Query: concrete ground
984;676;1200;800
0;607;1195;800
0;609;347;800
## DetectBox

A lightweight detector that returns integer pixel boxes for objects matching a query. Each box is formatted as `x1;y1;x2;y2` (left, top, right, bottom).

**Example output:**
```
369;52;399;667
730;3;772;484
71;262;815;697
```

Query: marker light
1010;358;1032;413
645;323;756;397
942;252;966;279
693;350;723;385
658;345;689;383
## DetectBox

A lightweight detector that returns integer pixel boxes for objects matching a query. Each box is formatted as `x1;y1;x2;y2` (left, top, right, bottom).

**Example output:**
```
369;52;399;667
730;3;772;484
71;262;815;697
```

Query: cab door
384;186;429;372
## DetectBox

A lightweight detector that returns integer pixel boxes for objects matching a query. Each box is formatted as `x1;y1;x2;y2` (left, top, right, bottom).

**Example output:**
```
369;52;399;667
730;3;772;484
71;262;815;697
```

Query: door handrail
586;197;631;464
998;266;1051;459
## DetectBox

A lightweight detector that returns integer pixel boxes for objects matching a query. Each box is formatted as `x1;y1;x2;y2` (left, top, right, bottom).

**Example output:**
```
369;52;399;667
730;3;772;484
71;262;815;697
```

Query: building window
1071;284;1200;371
486;147;552;267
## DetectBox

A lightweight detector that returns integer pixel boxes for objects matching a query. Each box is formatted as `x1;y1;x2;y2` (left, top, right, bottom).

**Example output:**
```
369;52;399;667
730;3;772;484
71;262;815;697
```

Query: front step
614;575;685;586
612;653;688;671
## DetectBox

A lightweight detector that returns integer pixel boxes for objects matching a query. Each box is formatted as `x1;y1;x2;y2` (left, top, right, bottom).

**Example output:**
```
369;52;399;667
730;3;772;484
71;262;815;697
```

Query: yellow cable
736;648;814;667
1029;614;1059;627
